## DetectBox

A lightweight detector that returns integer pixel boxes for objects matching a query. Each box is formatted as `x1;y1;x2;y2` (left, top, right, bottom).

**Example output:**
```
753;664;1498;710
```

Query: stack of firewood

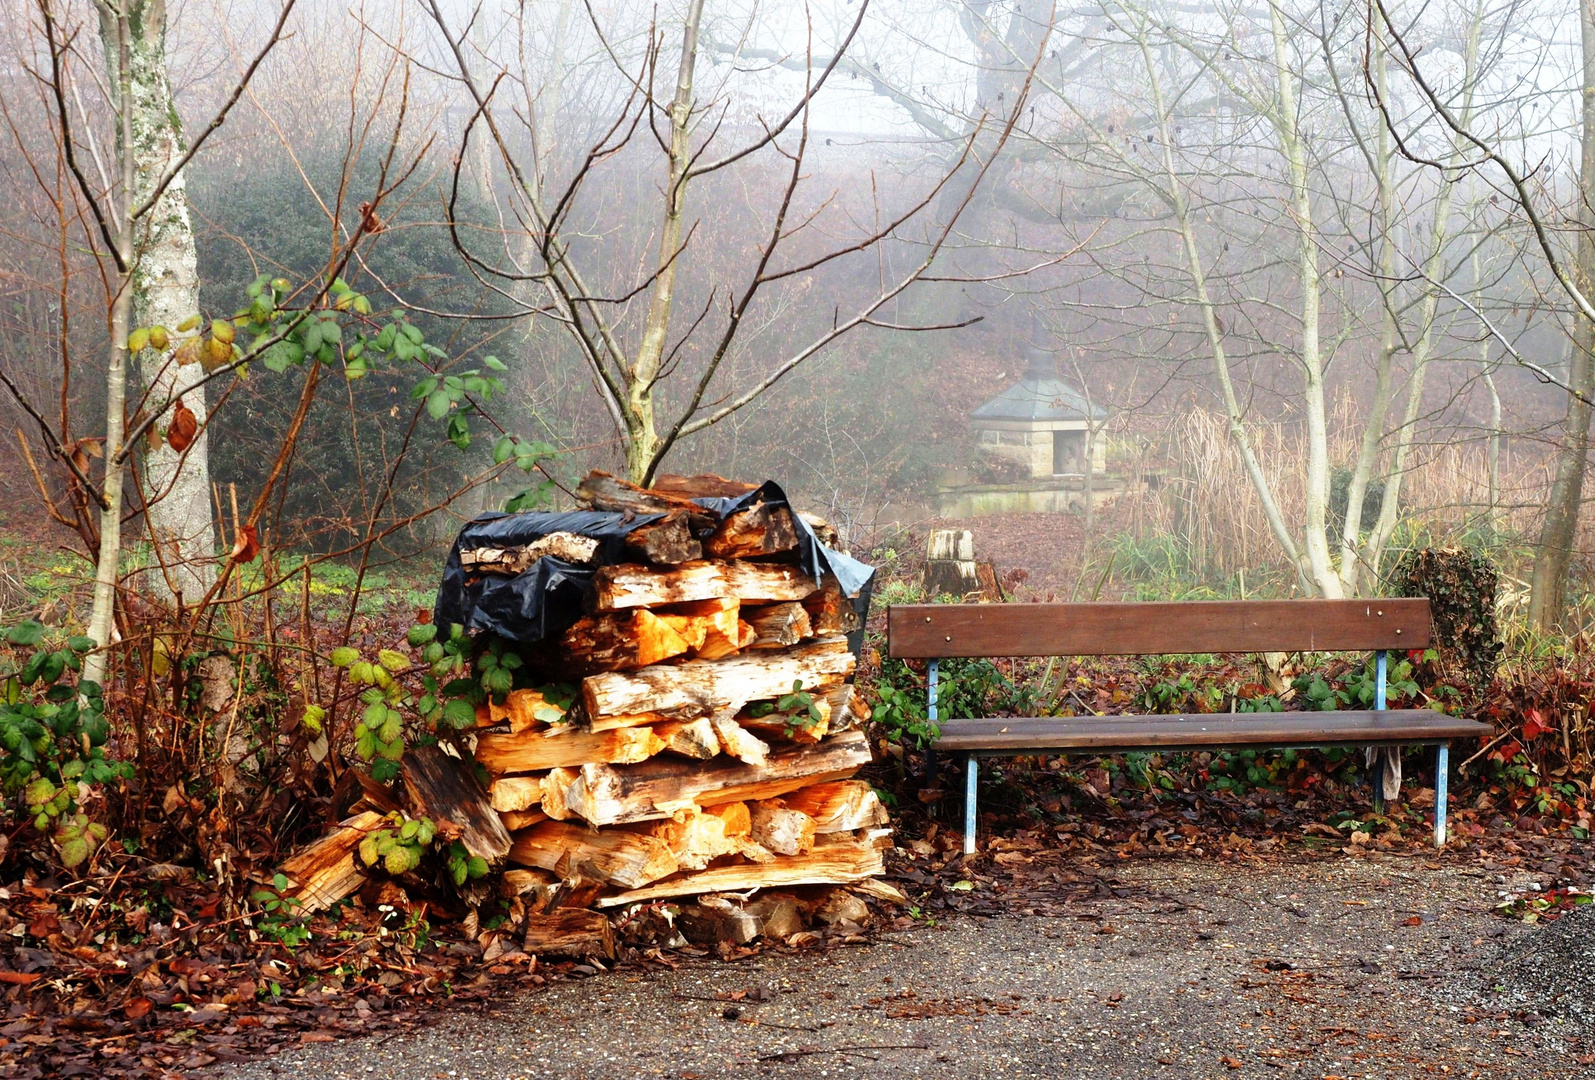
466;472;889;931
275;473;891;957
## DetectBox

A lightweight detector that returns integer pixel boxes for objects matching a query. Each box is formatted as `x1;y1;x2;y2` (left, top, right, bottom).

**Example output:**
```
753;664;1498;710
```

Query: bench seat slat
933;710;1490;752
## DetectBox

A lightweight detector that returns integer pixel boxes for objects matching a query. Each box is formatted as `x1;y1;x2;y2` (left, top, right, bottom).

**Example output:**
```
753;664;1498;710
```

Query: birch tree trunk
98;0;216;606
1528;0;1595;633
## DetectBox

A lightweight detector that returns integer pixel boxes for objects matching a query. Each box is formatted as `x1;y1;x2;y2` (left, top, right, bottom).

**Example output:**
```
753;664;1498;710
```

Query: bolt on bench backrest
886;599;1433;658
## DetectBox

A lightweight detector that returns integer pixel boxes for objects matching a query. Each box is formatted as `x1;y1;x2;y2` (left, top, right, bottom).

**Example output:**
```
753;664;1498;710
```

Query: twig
758;1042;928;1063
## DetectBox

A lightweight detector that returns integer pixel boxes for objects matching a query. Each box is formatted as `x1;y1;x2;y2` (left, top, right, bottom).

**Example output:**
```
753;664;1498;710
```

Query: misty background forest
3;1;1595;1074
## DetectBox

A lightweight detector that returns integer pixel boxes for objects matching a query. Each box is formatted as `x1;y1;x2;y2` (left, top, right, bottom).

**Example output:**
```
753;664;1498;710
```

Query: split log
501;867;562;912
575;470;702;515
653;717;720;759
650;473;758;499
743;602;812;649
704;801;751;836
624;511;702;565
780;781;889;833
521;909;616;960
475;726;664;773
748;799;816;855
695;619;756;661
581;637;853;720
739;695;832;745
557;729;872;826
498;808;547;832
279;811;384;912
704;502;799;558
539;768;578;821
821;683;869;732
488;775;544;813
710;711;769;766
401;745;512;864
798;512;840;549
459;531;600;575
594;838;886;906
559;609;693;673
508;820;678;889
801;575;861;636
677;898;762;945
488;688;568;733
631;806;741;870
594;559;816;610
588;711;673;734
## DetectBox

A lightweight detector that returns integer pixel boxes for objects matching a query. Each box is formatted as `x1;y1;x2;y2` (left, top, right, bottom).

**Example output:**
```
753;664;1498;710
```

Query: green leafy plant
444;841;490;888
747;680;824;737
358;813;437;876
0;621;131;868
252;872;312;948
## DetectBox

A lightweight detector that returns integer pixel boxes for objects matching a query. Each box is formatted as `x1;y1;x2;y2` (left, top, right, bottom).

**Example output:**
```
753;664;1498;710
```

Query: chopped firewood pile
278;472;893;959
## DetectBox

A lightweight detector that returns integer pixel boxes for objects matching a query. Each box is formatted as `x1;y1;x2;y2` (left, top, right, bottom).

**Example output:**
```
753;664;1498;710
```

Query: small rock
814;890;871;928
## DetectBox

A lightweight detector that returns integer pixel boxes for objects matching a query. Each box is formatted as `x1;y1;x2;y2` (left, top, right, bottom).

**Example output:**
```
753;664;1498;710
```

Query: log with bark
704;501;799;559
743;601;813;649
475;725;665;774
521;908;616;959
780;781;889;833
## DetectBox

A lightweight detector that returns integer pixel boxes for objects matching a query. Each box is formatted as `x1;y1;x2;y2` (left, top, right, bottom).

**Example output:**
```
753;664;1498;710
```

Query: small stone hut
969;332;1107;479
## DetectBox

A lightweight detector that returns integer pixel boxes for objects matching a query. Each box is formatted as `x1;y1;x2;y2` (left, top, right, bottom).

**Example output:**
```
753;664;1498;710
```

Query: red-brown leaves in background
167;400;197;453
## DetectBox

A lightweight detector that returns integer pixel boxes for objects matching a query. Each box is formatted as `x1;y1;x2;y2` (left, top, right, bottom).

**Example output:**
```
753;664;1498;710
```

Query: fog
6;0;1595;613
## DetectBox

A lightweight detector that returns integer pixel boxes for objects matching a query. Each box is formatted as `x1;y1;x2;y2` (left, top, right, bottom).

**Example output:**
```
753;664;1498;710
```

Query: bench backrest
886;599;1432;658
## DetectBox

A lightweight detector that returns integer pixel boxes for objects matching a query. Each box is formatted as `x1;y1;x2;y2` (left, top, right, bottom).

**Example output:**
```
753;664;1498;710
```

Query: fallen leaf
124;997;152;1019
1403;916;1423;927
1221;1056;1243;1068
0;972;40;985
167;400;198;453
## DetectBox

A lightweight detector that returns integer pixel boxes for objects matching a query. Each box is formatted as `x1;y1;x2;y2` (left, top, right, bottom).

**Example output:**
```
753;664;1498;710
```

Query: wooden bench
886;599;1493;854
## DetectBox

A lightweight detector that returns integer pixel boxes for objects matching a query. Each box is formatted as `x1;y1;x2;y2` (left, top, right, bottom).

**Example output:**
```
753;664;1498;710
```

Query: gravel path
217;853;1592;1079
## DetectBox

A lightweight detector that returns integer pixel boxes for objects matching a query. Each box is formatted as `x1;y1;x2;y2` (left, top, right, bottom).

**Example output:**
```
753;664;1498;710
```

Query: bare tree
421;0;1048;484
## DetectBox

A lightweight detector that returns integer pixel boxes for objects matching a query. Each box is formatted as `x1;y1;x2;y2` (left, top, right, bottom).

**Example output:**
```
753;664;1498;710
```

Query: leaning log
401;744;512;865
278;811;385;913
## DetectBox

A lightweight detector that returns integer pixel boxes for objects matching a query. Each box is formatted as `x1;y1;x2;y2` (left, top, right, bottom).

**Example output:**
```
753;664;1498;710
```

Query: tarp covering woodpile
442;472;890;920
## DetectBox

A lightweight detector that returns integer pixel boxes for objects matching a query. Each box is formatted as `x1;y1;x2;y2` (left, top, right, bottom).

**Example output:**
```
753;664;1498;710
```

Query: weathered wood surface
486;688;566;732
781;780;889;833
401;744;512;864
556;730;872;826
653;716;720;759
802;576;861;636
710;711;770;766
508;820;679;889
559;609;694;673
889;599;1435;658
748;799;816;855
594;559;817;610
932;710;1491;752
744;601;813;649
595;838;885;906
521;908;616;959
705;502;799;558
476;726;664;773
459;531;600;576
624;512;702;565
279;810;384;912
631;805;745;870
575;471;703;515
650;473;758;499
488;774;544;813
581;637;853;719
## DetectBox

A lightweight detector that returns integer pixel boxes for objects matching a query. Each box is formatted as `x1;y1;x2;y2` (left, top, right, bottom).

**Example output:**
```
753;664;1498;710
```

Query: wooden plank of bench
932;710;1490;752
888;599;1433;658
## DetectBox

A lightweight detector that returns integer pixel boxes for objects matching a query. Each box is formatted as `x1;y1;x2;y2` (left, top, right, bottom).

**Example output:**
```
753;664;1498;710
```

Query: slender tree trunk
1529;0;1595;632
627;0;705;483
99;0;216;606
84;5;139;689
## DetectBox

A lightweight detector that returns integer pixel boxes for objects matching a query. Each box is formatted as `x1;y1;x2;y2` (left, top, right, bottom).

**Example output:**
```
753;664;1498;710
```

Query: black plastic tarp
433;481;875;648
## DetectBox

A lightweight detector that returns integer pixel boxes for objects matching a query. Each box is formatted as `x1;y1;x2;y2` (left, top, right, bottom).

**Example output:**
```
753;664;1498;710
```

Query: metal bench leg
1371;650;1386;816
1434;742;1449;848
964;755;979;855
